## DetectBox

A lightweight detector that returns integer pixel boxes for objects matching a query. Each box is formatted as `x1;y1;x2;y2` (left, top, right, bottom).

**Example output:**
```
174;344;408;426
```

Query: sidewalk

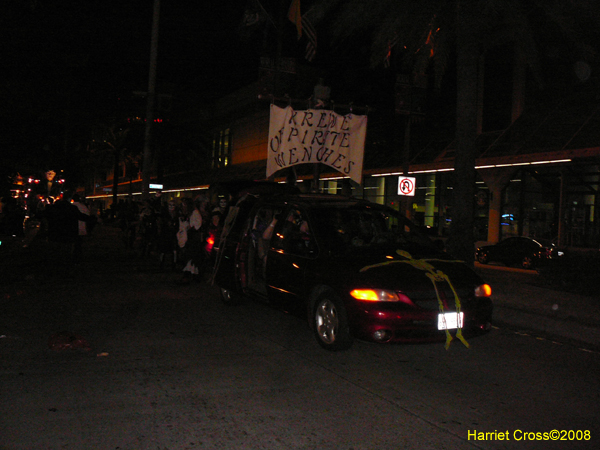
476;263;600;350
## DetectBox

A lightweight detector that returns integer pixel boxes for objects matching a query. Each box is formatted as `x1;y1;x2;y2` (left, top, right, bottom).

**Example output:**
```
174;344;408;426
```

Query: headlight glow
350;289;409;303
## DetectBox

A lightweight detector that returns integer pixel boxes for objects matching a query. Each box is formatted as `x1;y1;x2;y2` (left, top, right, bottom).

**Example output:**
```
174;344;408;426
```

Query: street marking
494;325;599;355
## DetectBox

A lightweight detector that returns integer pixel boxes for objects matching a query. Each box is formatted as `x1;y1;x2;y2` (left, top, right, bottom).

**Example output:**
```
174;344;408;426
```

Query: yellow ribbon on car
359;250;470;349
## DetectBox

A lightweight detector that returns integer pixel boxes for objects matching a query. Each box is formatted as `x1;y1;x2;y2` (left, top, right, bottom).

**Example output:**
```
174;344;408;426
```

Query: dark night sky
4;1;267;103
3;1;313;104
4;1;597;182
2;0;301;178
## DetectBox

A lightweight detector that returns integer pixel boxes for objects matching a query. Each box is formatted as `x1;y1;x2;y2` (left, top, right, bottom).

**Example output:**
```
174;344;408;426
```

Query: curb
493;304;600;351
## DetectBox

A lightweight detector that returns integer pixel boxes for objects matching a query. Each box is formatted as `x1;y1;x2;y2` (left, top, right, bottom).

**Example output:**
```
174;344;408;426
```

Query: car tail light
474;284;492;297
205;234;215;253
350;289;413;304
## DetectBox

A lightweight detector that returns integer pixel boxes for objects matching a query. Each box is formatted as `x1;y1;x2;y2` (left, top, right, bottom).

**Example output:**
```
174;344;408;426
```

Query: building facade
88;68;600;249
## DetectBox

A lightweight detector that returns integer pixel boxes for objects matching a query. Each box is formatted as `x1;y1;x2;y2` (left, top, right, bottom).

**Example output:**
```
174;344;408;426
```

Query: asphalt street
2;224;598;352
1;224;599;450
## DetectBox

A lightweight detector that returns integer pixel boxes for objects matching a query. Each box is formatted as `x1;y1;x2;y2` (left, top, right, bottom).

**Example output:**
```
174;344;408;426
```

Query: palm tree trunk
142;0;160;200
112;148;120;209
447;0;480;265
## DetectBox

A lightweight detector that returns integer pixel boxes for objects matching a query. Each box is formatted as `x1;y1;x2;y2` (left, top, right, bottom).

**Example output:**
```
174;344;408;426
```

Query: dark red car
212;193;493;351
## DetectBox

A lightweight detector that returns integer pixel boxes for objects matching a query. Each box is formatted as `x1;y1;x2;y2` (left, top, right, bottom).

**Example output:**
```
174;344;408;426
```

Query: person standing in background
71;194;90;262
178;198;203;284
44;190;88;267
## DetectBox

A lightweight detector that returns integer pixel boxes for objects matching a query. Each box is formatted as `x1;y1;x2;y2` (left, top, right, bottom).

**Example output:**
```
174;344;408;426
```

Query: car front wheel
477;252;489;264
312;292;353;351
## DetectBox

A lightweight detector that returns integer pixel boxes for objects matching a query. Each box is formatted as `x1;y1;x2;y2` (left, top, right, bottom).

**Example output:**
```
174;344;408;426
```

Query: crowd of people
2;168;231;283
111;194;228;283
2;188;97;266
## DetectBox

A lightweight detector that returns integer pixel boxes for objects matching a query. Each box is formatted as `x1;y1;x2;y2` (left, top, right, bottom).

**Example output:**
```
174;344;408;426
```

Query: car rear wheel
477;252;489;264
521;256;535;269
312;292;353;351
219;287;242;305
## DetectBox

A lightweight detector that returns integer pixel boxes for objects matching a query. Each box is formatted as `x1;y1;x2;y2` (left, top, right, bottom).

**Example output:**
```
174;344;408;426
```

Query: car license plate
438;312;464;330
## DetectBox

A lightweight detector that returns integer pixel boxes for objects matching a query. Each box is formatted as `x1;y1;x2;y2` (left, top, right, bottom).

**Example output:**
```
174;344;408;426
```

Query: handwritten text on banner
267;105;367;184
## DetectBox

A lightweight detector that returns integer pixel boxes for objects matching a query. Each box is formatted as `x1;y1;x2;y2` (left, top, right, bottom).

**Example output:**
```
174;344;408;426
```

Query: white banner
267;105;367;184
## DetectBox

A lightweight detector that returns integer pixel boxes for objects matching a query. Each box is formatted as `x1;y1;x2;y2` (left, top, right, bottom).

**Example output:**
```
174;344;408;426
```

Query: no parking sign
398;176;416;196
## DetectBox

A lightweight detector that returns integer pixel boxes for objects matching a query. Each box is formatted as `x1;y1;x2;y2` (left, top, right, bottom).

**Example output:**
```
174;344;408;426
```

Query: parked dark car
475;236;564;269
212;193;493;351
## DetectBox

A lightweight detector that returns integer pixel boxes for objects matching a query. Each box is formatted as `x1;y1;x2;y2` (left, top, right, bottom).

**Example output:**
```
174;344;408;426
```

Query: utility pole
396;74;413;218
142;0;160;200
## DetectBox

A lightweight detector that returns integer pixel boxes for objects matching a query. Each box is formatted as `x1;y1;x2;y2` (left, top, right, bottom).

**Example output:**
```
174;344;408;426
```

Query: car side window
271;207;316;257
500;238;515;247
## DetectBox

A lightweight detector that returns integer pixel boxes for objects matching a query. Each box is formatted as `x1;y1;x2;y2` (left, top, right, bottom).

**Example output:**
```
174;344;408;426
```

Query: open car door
211;203;242;287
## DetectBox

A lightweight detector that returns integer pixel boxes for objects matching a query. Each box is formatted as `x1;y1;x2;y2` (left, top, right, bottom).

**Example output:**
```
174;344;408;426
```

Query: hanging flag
384;33;400;68
302;15;317;61
424;25;437;58
415;18;437;58
424;29;434;57
288;0;302;39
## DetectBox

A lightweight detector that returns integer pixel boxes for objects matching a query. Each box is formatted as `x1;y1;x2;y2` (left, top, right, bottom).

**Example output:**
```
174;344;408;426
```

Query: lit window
212;128;231;169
